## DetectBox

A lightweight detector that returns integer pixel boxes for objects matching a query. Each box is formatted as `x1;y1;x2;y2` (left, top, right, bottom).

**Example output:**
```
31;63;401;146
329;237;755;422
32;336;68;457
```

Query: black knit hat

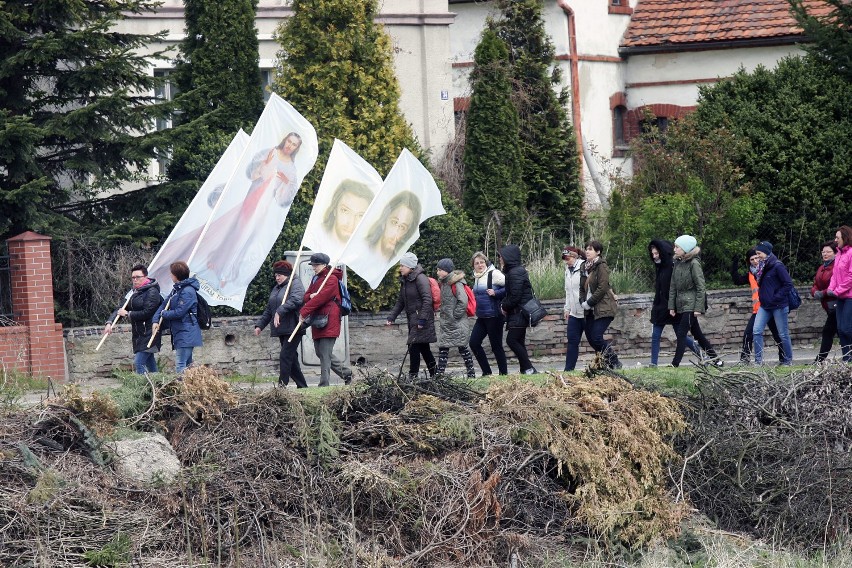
755;241;773;255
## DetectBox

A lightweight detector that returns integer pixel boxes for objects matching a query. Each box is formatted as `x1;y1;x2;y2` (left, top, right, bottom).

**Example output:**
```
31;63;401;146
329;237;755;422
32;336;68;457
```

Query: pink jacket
828;245;852;299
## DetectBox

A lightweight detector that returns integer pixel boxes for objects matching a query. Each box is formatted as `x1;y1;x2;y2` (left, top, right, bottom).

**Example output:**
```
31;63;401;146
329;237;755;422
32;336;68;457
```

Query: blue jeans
134;351;157;374
753;306;793;364
835;298;852;361
651;323;698;366
175;347;194;374
564;316;586;371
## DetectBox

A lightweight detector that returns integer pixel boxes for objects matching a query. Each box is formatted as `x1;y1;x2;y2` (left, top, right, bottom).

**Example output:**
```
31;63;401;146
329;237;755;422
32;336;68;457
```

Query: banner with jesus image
341;148;446;288
151;93;319;310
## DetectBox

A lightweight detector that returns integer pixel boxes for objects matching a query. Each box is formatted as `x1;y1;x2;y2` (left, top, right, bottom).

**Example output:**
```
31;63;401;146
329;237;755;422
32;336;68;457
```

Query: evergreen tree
0;0;169;240
96;0;265;246
172;0;264;131
463;28;525;229
789;0;852;81
269;0;478;312
490;0;583;234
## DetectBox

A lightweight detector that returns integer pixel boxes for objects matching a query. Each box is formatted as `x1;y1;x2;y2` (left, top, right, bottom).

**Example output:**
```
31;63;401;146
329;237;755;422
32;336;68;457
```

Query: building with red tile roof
448;0;830;205
621;0;832;52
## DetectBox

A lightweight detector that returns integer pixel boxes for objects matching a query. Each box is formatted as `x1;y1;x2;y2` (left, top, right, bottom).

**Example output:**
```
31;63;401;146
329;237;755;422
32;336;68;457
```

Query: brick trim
4;232;66;381
608;1;633;15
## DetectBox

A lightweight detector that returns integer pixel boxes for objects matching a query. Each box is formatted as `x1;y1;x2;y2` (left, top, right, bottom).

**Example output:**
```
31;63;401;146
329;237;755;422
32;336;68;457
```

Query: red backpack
428;277;441;311
462;284;476;317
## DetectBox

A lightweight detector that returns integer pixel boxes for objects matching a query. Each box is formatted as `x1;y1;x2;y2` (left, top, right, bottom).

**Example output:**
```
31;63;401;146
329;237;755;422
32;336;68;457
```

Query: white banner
301;139;383;257
147;129;249;298
341;148;446;288
151;93;319;310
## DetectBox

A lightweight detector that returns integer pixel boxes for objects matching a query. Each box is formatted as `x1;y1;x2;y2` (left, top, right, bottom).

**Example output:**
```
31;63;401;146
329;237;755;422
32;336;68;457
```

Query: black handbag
304;314;329;329
521;296;547;327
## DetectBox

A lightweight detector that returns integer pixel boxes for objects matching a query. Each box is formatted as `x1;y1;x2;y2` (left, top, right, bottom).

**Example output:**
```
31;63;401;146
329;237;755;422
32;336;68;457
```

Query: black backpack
194;294;213;330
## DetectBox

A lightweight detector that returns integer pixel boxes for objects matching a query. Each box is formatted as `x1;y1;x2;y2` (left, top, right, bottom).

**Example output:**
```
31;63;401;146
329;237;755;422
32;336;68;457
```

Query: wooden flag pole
95;297;131;352
147;297;172;348
280;245;305;306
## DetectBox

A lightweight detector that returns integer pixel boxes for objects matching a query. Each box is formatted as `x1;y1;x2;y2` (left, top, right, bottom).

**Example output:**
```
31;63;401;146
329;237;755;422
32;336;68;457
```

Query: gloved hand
827;289;837;298
814;290;824;300
581;301;591;311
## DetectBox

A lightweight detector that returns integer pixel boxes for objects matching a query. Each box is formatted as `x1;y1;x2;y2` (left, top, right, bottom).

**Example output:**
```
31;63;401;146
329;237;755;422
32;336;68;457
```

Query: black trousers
816;310;839;362
672;312;718;367
469;316;508;375
506;327;534;373
279;335;307;388
409;342;436;378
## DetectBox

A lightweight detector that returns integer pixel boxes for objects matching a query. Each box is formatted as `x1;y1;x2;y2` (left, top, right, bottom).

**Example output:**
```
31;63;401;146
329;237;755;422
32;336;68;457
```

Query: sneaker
523;367;538;375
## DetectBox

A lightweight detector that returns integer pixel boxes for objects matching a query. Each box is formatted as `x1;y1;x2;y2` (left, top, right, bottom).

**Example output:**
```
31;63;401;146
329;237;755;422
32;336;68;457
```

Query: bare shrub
678;362;852;549
51;235;155;326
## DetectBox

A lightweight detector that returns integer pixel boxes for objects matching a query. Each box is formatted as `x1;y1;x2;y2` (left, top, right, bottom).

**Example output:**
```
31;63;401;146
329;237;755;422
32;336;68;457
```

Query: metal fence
0;243;12;322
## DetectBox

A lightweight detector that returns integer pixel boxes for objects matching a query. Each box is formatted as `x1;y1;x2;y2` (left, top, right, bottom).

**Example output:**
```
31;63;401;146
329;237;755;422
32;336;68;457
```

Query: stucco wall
111;0;454;179
64;287;826;381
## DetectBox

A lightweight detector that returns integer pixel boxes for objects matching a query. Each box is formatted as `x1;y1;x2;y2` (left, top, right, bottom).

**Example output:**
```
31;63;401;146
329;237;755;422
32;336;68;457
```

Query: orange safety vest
748;272;761;314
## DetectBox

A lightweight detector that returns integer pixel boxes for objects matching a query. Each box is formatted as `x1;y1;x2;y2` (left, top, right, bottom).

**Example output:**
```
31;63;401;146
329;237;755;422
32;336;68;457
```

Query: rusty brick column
7;231;66;381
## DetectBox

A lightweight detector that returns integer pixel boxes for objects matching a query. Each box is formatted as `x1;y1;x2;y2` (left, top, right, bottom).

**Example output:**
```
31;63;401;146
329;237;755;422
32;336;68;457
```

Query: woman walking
562;246;586;371
811;241;838;362
730;247;784;364
579;240;622;370
668;235;722;368
648;240;699;367
254;260;307;388
299;253;352;387
827;226;852;362
469;252;508;376
152;261;203;374
435;258;476;378
104;264;162;374
387;252;438;379
752;241;794;365
499;245;537;375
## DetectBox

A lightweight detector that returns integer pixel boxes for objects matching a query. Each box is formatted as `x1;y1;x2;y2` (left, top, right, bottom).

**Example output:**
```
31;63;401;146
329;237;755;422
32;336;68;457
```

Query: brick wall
3;232;66;381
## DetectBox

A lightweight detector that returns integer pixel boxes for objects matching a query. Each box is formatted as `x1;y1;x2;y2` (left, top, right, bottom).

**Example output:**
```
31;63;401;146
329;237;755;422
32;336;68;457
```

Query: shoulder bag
521;295;548;327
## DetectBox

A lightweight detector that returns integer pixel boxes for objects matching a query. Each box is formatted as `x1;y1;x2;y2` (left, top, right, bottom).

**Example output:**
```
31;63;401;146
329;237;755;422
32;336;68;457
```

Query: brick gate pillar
7;231;66;381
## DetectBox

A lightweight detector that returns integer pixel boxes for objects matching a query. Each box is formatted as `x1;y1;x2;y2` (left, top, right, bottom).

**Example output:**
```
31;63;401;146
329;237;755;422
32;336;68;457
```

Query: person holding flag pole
100;264;162;373
152;261;203;374
297;252;352;386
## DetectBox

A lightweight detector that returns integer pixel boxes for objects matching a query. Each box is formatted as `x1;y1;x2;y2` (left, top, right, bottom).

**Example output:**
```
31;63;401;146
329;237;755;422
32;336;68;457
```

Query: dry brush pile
678;362;852;549
0;367;688;567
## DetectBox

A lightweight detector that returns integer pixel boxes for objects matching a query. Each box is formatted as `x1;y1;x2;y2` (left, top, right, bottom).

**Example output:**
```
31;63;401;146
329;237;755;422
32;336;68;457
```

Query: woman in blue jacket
153;261;203;374
468;251;507;376
753;241;794;365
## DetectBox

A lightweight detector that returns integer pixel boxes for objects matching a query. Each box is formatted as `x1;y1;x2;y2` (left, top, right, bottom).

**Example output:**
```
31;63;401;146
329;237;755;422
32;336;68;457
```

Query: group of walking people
108;224;852;382
386;245;538;380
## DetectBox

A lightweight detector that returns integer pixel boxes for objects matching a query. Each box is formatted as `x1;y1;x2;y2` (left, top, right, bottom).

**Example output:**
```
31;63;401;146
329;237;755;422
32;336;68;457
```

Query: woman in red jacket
811;241;838;362
299;252;352;387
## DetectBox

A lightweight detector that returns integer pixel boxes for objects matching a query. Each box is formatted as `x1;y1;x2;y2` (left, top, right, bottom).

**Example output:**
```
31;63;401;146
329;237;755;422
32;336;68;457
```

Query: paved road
16;344;840;404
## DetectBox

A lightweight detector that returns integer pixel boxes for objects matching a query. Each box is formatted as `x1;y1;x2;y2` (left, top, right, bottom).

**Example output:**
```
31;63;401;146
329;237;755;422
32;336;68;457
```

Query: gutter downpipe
557;0;607;208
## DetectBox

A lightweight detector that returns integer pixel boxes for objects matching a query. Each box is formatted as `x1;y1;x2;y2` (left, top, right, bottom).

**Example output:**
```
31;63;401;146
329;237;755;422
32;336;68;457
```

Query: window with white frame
153;69;178;176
